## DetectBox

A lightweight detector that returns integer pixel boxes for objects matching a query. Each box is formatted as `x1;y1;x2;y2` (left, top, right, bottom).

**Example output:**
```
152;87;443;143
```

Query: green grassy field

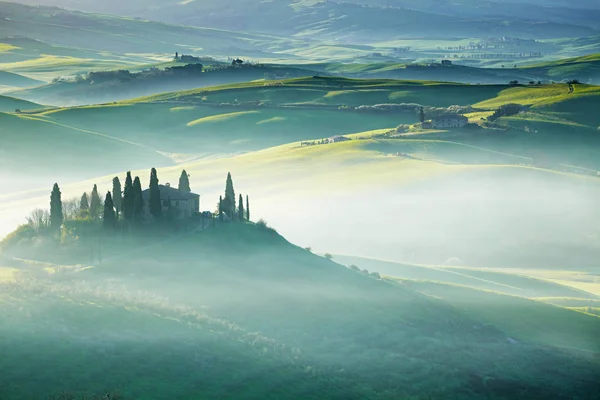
2;223;600;399
0;95;41;112
406;280;600;353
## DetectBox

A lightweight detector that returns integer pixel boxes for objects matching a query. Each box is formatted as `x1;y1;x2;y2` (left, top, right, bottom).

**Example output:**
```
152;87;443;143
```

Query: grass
406;280;600;353
2;223;600;399
0;95;42;112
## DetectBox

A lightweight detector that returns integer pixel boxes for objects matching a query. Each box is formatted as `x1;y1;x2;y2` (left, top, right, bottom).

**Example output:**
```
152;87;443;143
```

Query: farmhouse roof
142;184;199;201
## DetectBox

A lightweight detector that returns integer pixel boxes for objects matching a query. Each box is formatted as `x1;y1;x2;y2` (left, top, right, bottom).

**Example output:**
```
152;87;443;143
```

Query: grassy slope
0;1;297;60
0;95;41;112
0;70;43;90
0;111;171;191
406;280;600;354
2;223;600;399
331;255;597;300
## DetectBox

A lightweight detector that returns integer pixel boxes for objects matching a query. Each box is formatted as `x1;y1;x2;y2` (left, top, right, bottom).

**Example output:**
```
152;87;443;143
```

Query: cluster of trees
46;168;194;234
488;103;523;121
43;169;252;238
217;173;250;222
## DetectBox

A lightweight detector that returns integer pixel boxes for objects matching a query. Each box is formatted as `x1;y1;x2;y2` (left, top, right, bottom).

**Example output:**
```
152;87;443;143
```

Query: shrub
488;103;523;121
349;265;360;272
370;272;381;279
324;253;333;260
304;247;312;252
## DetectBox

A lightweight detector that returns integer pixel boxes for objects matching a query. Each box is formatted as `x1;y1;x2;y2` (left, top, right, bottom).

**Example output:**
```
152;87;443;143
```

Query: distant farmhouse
328;135;351;143
422;114;468;129
441;59;452;66
142;183;200;221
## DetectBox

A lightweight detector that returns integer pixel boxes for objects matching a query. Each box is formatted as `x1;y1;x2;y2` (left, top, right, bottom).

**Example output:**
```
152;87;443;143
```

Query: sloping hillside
0;94;41;112
2;223;600;399
9;0;599;40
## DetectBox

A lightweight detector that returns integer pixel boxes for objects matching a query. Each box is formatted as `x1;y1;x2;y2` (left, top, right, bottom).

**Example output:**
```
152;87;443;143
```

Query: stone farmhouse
422;114;468;129
142;183;200;221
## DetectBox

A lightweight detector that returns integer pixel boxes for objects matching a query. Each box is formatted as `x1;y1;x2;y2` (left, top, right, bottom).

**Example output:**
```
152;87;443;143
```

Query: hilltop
10;0;599;41
2;221;600;399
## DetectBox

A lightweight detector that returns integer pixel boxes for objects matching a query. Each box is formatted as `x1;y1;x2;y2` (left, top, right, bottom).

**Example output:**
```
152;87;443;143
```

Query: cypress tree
246;195;250;221
238;194;244;222
419;106;425;123
149;168;162;220
50;183;63;230
218;195;223;221
80;192;89;211
89;184;102;219
112;177;122;219
103;192;116;229
133;176;144;225
178;169;191;194
223;172;235;219
122;172;134;223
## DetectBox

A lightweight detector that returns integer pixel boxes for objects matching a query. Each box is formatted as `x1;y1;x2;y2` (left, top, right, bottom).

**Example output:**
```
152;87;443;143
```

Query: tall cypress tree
89;184;102;219
133;176;144;225
246;195;250;221
50;183;63;230
103;192;116;229
178;169;191;194
112;177;122;219
238;194;244;222
122;172;134;223
223;172;235;219
80;192;89;211
218;195;223;221
149;168;162;220
419;106;425;123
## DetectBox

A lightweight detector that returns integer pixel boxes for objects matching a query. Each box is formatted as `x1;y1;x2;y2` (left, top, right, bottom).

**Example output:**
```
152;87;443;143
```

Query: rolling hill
0;70;42;91
9;0;599;41
2;222;600;399
0;94;41;111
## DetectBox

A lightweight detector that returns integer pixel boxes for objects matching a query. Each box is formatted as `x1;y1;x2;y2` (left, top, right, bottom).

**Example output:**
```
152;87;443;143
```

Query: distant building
328;135;351;143
422;114;468;129
441;59;452;66
142;184;200;221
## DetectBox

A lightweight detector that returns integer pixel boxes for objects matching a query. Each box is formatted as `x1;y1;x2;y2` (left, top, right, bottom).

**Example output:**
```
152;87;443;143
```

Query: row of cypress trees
49;169;249;232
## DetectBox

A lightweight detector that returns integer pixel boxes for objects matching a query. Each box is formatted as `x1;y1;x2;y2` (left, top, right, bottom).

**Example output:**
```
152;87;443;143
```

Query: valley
1;1;599;399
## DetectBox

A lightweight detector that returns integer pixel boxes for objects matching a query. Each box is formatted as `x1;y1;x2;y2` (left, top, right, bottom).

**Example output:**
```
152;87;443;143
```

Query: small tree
27;208;50;233
50;183;63;230
103;192;116;229
80;192;89;211
324;253;333;260
89;184;102;219
419;106;425;123
149;168;162;220
178;169;191;194
238;194;244;221
112;177;122;219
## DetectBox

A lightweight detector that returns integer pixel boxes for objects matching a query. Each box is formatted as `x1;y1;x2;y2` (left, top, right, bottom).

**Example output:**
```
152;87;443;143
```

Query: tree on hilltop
50;183;63;230
149;168;162;220
246;195;250;221
122;172;134;223
80;192;89;211
222;172;236;220
112;177;122;219
133;176;144;225
178;170;191;194
238;194;244;222
89;184;102;219
103;192;116;229
218;195;223;221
